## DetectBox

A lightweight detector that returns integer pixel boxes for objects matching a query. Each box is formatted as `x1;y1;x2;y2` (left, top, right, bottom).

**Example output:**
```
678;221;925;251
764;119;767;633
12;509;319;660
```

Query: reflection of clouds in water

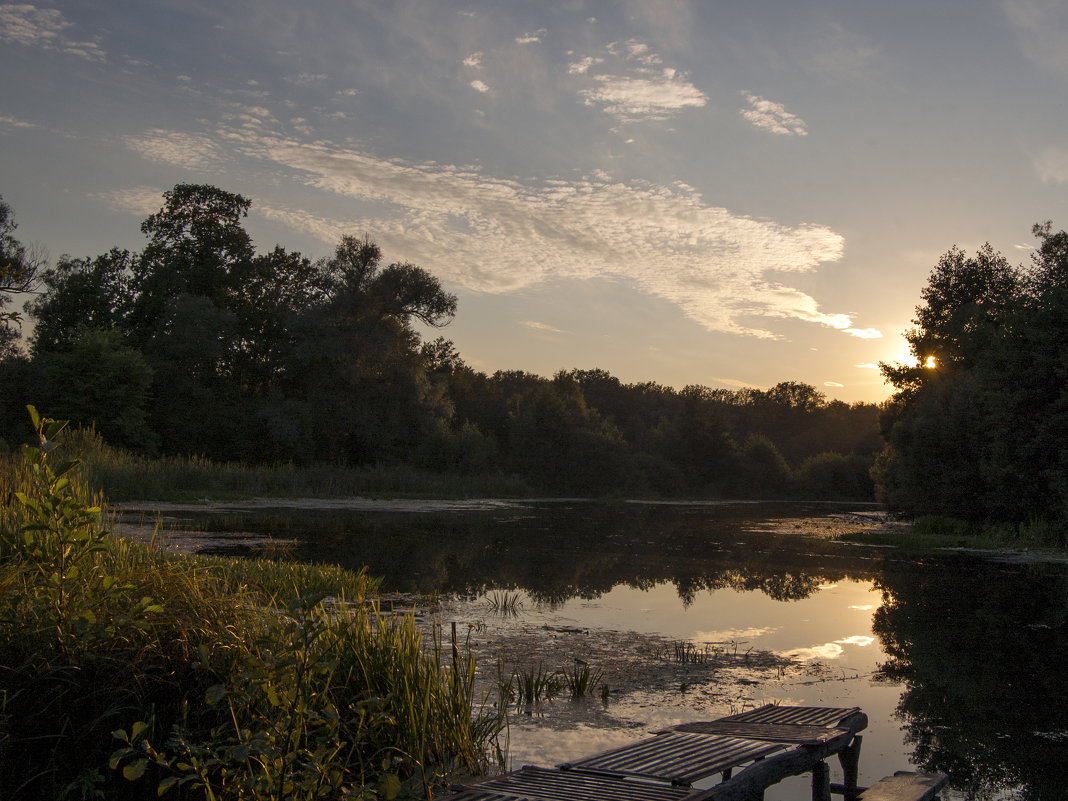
849;604;874;611
837;635;875;647
782;642;844;661
781;635;875;661
693;626;778;641
817;582;840;590
505;723;645;769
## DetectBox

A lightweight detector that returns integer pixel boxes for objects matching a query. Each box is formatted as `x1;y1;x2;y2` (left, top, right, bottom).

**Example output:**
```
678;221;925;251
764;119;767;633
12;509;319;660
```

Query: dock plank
559;731;783;784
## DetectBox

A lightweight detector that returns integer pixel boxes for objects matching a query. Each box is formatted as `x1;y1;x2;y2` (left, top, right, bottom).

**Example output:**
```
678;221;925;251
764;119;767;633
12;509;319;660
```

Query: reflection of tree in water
873;558;1068;801
196;502;878;604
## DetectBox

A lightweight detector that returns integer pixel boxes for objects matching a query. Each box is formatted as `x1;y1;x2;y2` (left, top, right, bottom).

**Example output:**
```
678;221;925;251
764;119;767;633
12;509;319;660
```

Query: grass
0;415;505;800
485;590;523;616
836;514;1067;554
54;426;532;502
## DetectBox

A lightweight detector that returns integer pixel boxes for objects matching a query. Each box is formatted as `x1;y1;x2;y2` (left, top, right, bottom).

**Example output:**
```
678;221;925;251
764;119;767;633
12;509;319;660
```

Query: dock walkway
450;705;946;801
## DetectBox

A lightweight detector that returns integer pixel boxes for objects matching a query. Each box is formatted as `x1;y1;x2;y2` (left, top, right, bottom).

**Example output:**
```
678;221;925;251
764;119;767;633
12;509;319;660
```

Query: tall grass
58;426;532;502
1;411;504;800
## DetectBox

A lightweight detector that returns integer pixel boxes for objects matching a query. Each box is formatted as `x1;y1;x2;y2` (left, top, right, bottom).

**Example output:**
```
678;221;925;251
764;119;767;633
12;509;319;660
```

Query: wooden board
861;772;948;801
717;704;862;728
559;732;784;784
449;766;694;801
669;721;849;744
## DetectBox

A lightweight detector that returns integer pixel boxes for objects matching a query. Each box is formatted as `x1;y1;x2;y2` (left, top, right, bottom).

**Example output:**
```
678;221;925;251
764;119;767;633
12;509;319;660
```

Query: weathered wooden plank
718;704;863;729
669;721;849;744
559;732;783;784
449;766;694;801
685;726;858;801
860;772;948;801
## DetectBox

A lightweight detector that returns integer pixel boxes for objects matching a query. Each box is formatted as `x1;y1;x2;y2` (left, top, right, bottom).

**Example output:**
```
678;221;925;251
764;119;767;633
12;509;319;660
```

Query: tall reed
1;409;504;800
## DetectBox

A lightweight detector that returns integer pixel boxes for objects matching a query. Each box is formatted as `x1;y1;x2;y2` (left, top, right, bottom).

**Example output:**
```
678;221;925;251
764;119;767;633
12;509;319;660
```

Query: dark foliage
876;224;1068;526
2;185;881;498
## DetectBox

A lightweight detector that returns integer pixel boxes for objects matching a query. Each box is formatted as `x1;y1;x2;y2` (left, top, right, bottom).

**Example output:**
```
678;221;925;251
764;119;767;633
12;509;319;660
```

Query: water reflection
116;500;1068;800
874;558;1068;801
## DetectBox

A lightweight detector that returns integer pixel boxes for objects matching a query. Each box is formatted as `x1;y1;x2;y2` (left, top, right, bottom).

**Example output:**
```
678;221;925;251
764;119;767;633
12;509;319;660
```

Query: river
114;499;1068;801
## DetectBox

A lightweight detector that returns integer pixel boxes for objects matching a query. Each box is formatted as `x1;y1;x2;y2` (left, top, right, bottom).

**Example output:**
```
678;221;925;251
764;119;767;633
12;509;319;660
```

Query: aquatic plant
0;408;504;800
512;663;563;705
486;590;523;615
562;659;603;698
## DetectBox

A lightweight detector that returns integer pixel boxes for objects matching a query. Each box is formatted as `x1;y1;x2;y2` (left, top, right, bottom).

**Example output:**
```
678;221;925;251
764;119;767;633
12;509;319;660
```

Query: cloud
573;39;706;122
463;52;483;68
1034;146;1068;184
741;94;808;136
582;73;707;120
218;127;852;338
843;327;882;339
95;186;165;216
568;56;602;75
521;320;564;333
515;28;546;45
824;381;844;388
1002;0;1068;75
0;113;37;129
124;129;225;171
0;4;106;61
469;80;490;93
855;363;880;370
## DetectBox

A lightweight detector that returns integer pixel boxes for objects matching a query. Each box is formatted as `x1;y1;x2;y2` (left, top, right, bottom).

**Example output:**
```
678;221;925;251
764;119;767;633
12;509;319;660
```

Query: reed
485;589;523;615
57;426;532;502
511;663;563;706
1;411;504;800
562;660;603;698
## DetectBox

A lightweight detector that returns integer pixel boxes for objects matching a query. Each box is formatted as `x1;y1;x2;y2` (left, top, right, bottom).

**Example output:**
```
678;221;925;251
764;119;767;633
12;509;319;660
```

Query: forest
3;184;1067;524
0;184;881;501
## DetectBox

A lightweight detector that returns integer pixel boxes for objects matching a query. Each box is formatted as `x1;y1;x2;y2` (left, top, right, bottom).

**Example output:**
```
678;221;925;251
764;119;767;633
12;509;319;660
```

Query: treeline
0;184;881;499
877;224;1068;527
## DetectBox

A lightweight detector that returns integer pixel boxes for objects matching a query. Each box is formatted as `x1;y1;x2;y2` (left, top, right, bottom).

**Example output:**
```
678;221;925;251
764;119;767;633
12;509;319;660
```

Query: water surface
116;499;1068;801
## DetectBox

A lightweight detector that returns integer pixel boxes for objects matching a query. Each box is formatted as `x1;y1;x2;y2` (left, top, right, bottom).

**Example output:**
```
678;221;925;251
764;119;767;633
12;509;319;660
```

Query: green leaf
131;720;148;740
205;683;227;704
157;776;179;796
27;404;41;431
123;758;148;781
377;772;402;800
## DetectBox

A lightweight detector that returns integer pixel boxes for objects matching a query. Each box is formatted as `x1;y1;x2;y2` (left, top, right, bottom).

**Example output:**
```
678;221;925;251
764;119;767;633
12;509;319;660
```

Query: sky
2;1;1067;403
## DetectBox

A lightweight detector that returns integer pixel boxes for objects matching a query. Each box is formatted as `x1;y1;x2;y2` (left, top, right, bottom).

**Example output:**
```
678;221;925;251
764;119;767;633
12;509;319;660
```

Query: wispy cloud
855;363;880;370
824;381;844;387
521;320;564;333
0;113;37;129
515;28;546;45
124;129;225;171
1034;145;1068;184
843;327;882;339
1002;0;1068;75
463;52;483;68
740;94;808;136
805;22;879;79
469;80;490;93
0;4;106;61
95;186;165;216
199;127;853;339
573;38;706;122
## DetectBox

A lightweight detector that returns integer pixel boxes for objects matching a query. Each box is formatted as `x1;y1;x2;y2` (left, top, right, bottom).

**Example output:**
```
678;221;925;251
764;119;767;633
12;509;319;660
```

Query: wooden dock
449;705;948;801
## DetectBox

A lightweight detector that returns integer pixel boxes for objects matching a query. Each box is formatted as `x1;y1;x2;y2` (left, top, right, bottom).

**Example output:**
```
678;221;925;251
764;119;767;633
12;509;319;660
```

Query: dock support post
837;734;863;801
812;761;831;801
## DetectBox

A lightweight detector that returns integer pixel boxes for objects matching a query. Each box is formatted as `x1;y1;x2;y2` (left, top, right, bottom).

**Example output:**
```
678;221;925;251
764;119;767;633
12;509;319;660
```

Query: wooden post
837;735;863;801
812;761;831;801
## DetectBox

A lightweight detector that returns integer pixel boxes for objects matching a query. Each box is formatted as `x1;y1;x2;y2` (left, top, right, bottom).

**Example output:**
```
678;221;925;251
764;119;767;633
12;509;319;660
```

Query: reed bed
55;426;531;502
0;412;504;800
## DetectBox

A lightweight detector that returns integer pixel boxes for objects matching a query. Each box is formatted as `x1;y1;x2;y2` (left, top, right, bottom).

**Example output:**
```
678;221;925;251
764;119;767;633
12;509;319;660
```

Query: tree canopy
1;184;882;499
876;224;1068;525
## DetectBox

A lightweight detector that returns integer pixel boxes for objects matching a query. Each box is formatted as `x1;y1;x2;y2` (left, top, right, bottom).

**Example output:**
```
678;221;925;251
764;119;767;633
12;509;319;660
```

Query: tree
0;195;44;358
876;228;1068;524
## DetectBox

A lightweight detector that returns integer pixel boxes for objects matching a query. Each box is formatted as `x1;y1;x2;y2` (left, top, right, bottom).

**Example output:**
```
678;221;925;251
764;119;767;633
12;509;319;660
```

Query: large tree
876;227;1068;526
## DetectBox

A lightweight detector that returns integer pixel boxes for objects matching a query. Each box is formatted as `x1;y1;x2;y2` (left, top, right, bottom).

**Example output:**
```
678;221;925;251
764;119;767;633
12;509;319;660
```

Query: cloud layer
121;125;857;339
